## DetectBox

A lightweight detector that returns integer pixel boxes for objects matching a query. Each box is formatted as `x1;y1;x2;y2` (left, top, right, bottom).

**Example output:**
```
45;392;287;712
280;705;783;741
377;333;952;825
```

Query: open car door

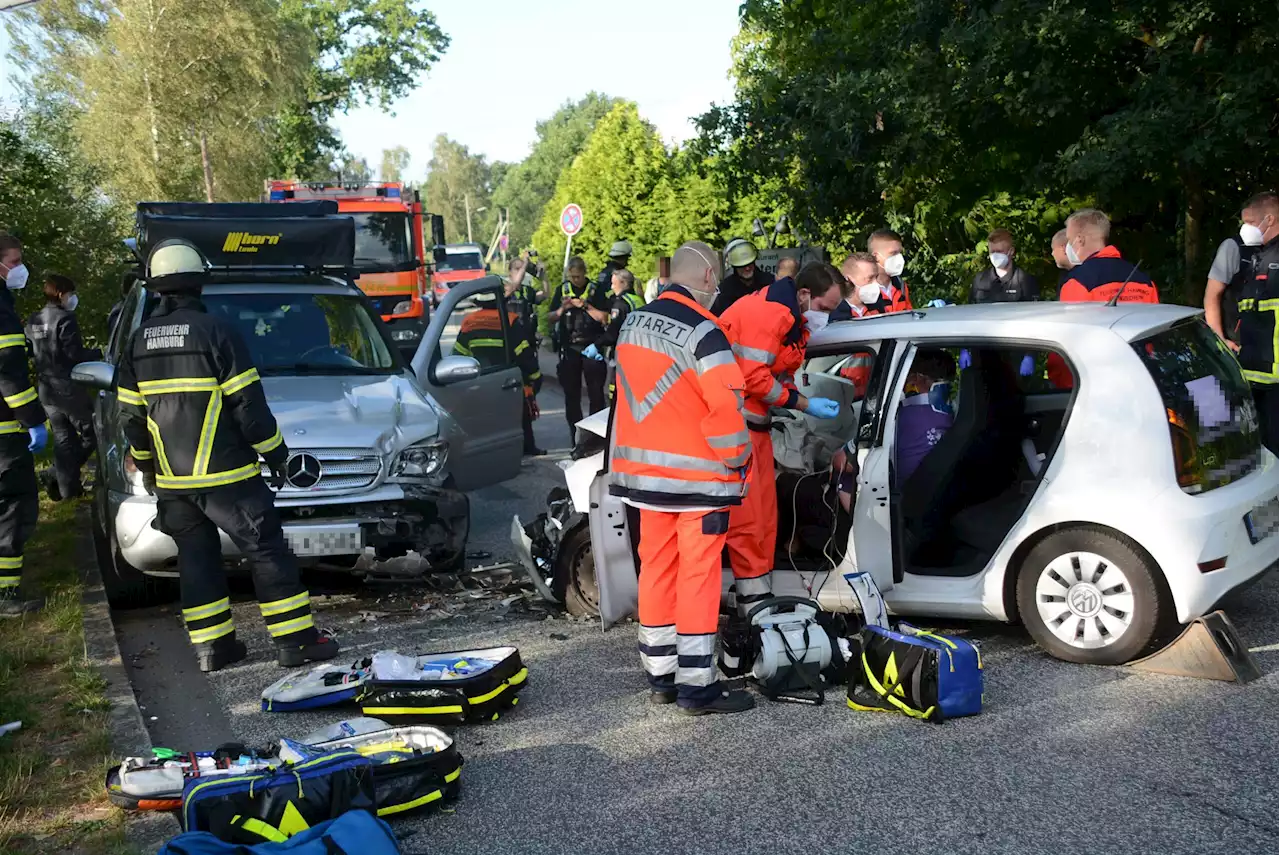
411;275;523;491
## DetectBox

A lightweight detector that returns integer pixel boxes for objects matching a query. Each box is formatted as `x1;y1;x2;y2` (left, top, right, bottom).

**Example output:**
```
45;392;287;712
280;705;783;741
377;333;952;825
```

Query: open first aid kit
261;646;528;724
107;744;279;812
846;623;983;722
159;808;402;855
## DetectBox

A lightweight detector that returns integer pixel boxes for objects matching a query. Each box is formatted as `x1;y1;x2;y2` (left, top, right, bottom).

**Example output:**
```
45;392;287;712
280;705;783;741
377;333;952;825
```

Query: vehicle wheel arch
1002;521;1171;624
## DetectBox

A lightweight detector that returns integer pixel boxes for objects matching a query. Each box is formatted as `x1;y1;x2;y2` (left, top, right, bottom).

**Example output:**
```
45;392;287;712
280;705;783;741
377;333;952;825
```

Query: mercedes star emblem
285;452;323;489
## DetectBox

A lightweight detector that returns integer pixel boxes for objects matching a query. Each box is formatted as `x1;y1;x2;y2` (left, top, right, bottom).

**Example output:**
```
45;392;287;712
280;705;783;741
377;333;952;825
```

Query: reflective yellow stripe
513;339;529;355
252;429;283;455
529;370;542;380
3;387;37;409
0;556;22;570
863;656;935;720
232;816;287;843
259;591;309;616
468;667;528;704
146;418;173;476
191;390;223;476
0;575;20;588
468;338;504;348
154;462;260;490
376;767;462;817
182;597;230;621
0;334;25;349
362;704;465;716
129;447;153;460
266;615;314;637
0;421;22;435
220;368;260;396
453;343;472;355
137;377;219;395
189;619;235;644
117;387;146;406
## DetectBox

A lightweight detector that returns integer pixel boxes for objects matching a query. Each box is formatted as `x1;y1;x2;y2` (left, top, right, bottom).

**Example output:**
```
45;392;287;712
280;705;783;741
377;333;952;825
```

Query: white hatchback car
515;302;1278;666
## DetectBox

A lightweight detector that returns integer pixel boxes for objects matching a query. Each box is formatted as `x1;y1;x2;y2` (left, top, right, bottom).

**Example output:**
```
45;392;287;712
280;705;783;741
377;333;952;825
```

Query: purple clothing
896;394;953;481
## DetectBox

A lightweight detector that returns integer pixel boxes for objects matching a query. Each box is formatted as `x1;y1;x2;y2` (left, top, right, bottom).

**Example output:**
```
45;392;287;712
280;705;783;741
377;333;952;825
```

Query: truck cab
431;244;488;308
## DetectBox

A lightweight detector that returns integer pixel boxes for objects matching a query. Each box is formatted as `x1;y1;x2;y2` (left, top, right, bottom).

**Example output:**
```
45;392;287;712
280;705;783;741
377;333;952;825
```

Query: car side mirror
72;361;116;392
433;355;480;385
433;245;447;266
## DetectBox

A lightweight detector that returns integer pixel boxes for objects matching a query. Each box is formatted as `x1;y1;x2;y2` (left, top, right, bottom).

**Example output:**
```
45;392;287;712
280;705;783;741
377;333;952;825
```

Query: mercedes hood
261;373;440;455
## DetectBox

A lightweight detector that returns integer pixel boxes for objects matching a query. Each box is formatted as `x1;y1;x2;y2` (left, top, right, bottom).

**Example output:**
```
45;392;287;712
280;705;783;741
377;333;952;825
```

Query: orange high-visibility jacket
719;278;811;432
609;286;751;508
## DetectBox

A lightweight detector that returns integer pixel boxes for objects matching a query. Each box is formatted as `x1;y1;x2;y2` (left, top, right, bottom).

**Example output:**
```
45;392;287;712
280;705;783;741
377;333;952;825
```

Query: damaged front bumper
511;486;579;604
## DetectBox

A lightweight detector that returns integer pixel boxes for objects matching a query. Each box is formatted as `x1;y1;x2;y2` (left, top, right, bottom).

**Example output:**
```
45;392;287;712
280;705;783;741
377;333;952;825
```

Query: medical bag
181;749;376;842
107;744;278;811
358;646;528;724
846;624;983;722
748;597;834;704
159;808;401;855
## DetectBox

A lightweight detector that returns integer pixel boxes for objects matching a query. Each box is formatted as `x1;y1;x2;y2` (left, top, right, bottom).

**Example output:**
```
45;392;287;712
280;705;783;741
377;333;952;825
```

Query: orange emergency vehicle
430;243;488;308
264;180;430;347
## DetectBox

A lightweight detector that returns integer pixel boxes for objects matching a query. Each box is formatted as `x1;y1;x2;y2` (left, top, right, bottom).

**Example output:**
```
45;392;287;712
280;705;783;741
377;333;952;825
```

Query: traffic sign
560;203;583;236
499;234;509;251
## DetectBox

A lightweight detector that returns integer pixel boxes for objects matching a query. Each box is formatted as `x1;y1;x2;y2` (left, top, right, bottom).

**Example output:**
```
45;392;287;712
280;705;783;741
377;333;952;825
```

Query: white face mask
62;292;79;311
857;284;882;305
882;253;905;278
1240;220;1266;247
989;252;1010;270
2;263;28;291
1065;241;1083;267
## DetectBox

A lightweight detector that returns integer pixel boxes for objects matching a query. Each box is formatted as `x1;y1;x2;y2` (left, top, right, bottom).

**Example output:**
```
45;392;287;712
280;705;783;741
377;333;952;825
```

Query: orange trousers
636;507;728;705
725;429;776;615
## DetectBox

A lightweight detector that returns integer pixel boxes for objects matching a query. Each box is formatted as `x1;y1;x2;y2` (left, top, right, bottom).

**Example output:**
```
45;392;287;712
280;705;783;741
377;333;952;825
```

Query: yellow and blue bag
846;624;983;722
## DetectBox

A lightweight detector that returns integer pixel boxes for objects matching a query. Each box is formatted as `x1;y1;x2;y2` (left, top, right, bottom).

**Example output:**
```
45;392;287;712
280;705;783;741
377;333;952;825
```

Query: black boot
0;588;43;618
41;471;61;503
276;629;340;668
676;688;755;716
194;634;248;673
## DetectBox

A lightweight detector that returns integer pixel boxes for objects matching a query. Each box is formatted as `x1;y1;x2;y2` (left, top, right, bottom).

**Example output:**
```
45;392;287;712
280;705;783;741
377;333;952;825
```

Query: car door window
852;340;903;447
437;286;513;376
107;285;143;363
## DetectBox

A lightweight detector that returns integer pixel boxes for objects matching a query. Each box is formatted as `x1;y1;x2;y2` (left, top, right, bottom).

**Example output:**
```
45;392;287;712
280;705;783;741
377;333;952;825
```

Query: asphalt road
112;373;1280;855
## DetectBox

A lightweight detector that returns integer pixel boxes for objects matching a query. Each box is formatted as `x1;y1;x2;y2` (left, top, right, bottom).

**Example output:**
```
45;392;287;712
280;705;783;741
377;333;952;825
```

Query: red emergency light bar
265;180;404;202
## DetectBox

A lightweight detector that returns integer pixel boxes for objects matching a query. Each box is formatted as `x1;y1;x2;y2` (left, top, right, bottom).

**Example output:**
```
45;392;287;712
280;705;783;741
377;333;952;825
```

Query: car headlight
392;328;419;342
391;440;447;477
391;300;414;315
122;453;147;494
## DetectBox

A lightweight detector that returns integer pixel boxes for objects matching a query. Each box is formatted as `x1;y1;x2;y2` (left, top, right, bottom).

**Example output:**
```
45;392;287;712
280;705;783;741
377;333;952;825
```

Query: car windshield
1133;320;1261;493
437;251;483;273
204;292;399;376
351;212;414;271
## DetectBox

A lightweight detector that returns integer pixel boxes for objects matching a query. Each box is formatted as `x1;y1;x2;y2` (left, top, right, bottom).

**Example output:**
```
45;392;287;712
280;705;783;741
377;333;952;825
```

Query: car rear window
1133;320;1261;494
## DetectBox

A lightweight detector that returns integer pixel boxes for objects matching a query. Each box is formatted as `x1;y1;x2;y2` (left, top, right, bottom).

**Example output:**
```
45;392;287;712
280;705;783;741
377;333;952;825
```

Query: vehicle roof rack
136;201;354;273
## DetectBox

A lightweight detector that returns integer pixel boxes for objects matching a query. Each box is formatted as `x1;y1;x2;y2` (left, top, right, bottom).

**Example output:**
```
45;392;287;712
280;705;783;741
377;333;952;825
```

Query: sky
0;1;744;179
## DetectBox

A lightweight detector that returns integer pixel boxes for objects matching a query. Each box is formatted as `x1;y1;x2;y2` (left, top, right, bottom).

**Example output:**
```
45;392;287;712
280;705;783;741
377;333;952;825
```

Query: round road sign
560;203;583;237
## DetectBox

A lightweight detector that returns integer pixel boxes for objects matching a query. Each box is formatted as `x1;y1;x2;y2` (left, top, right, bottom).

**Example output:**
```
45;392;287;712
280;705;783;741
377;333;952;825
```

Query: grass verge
0;494;135;855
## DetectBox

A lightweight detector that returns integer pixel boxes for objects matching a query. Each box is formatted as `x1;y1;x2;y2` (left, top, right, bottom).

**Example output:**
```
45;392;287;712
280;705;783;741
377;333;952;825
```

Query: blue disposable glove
1019;354;1035;377
958;349;972;370
582;343;604;362
927;298;947;308
804;397;840;419
27;424;46;454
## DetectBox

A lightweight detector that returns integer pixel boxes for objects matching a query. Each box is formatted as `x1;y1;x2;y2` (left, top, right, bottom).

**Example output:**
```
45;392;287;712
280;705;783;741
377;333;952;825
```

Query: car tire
91;496;177;610
554;522;599;618
1016;526;1173;665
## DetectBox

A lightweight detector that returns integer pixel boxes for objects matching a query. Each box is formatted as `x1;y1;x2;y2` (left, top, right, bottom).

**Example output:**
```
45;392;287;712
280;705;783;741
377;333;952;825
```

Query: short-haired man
1232;191;1279;454
867;229;912;312
1050;209;1158;387
549;255;611;443
1205;193;1277;349
970;229;1038;303
830;253;886;321
1051;229;1072;287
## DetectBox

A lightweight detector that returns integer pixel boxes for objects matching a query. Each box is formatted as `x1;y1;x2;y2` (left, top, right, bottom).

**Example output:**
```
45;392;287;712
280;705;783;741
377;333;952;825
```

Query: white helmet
608;240;633;259
147;239;207;279
726;239;759;268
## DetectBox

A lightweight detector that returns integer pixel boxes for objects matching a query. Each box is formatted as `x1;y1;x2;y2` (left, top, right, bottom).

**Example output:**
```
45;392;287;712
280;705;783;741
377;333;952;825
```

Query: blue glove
582;343;604;362
804;397;840;419
959;349;972;370
1019;354;1035;377
27;424;47;454
926;299;947;308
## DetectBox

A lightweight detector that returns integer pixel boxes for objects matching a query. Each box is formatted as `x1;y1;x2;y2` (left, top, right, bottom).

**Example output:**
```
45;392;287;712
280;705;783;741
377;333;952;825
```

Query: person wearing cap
598;240;633;290
115;238;340;672
0;234;49;618
712;238;774;315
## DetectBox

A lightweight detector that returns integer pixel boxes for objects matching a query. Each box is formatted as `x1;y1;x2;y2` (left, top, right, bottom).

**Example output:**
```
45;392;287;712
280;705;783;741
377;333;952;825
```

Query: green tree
532;103;671;281
424;135;495;245
492;93;623;253
379;145;411;183
272;0;450;178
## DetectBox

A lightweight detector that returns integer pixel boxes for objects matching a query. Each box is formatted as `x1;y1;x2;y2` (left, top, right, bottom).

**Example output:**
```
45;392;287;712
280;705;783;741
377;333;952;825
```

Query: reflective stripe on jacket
1238;238;1279;384
453;307;538;384
609;286;750;508
719;277;809;429
0;291;46;436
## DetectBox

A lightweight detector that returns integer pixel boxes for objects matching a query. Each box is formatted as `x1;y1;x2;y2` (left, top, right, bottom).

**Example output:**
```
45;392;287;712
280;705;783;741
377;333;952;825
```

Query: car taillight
1167;407;1203;494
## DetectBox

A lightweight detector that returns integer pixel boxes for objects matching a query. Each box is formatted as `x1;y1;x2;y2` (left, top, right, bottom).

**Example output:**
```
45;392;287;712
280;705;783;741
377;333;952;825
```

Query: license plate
1243;498;1279;545
284;523;364;556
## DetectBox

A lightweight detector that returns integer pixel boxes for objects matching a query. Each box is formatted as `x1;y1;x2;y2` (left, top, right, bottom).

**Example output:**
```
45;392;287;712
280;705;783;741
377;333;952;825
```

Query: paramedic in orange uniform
1048;209;1159;387
609;241;755;716
718;262;844;615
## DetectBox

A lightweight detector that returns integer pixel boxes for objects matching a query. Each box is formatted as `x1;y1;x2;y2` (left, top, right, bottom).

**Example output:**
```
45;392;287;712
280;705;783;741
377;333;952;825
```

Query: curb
79;509;181;852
